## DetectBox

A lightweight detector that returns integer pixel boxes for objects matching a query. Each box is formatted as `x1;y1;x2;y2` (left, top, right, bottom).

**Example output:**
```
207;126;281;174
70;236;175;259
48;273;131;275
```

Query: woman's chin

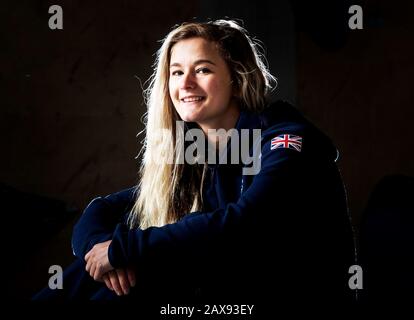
180;113;203;123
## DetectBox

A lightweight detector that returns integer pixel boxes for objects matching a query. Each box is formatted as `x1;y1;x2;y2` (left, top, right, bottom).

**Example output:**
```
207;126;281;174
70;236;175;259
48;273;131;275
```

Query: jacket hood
238;100;340;163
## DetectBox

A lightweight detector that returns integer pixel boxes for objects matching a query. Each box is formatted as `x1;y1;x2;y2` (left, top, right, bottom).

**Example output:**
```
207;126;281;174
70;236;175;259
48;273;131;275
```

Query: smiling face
168;37;240;133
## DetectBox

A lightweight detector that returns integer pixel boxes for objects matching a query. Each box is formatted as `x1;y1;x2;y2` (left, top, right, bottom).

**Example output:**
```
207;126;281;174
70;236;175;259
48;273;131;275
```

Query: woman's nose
180;72;196;89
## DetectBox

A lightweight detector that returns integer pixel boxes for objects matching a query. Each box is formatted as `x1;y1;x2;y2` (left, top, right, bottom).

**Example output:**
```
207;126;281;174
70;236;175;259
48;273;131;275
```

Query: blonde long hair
129;20;276;229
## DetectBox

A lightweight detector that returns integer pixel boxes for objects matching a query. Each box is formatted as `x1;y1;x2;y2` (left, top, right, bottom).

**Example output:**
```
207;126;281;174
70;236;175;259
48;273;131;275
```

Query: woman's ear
231;79;241;98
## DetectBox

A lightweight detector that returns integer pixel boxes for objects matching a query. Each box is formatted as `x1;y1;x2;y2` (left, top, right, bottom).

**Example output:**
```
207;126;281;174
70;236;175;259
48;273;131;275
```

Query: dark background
1;0;413;300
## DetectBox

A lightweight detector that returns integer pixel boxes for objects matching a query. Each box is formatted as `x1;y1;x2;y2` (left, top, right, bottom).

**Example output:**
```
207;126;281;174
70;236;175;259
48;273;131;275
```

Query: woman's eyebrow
193;59;216;66
170;59;216;68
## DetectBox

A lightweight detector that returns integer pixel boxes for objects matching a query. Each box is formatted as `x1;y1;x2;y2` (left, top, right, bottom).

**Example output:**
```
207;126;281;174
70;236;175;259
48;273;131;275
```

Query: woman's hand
85;240;114;281
102;268;136;296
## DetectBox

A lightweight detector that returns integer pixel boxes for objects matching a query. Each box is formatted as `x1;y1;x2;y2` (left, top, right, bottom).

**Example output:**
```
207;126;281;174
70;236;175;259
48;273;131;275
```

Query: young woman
34;19;355;304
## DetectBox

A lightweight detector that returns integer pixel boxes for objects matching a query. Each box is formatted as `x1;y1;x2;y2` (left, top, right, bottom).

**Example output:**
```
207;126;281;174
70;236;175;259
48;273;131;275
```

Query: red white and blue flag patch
271;134;303;152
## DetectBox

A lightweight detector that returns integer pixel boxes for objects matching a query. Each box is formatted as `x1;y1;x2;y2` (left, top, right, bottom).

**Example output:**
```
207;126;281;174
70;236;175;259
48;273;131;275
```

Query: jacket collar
208;109;262;168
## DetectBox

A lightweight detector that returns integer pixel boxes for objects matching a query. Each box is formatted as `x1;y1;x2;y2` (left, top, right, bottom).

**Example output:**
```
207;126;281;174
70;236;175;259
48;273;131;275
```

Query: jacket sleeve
108;125;312;268
71;187;137;259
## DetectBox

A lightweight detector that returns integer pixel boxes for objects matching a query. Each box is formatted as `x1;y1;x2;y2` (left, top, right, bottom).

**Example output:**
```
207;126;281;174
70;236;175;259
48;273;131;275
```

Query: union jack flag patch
271;134;303;152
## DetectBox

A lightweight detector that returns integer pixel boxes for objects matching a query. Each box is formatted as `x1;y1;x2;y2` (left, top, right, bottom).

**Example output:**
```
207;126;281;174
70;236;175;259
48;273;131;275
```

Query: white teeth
182;96;204;102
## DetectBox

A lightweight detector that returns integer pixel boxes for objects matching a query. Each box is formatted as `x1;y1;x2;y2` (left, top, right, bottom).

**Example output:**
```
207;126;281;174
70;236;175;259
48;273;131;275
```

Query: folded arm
71;187;137;259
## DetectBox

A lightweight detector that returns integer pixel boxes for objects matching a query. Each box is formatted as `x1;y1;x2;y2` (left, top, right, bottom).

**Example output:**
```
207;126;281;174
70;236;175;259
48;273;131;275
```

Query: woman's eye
196;67;211;74
171;70;183;76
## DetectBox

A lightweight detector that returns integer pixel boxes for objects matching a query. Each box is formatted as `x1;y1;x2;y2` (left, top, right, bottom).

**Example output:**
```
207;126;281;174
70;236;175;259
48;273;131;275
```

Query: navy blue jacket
72;101;355;302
